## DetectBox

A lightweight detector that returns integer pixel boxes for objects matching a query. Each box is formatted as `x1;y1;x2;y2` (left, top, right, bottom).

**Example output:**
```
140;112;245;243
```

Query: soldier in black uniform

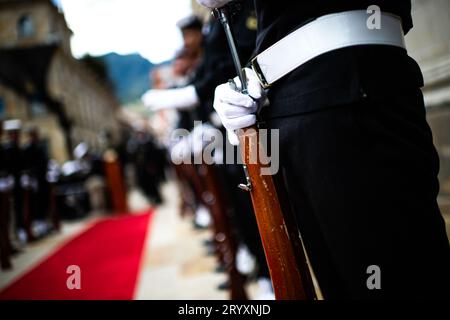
22;127;50;235
2;121;26;243
199;0;450;299
0;121;12;269
130;131;164;205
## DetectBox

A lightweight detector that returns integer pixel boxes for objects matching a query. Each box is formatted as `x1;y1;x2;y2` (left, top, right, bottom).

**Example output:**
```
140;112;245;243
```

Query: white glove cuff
142;85;200;112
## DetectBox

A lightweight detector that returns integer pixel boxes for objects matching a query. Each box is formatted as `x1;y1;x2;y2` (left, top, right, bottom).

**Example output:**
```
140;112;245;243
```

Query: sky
54;0;193;63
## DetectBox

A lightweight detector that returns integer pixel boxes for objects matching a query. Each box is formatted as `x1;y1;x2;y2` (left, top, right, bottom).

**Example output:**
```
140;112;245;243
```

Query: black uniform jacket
253;0;424;119
192;0;257;121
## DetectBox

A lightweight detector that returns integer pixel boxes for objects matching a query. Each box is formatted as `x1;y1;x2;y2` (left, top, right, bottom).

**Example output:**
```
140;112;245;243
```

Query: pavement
134;182;230;300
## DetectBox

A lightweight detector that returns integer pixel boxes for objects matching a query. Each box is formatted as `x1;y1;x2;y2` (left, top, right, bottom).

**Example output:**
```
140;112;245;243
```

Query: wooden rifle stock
199;163;248;300
214;5;317;300
238;126;317;300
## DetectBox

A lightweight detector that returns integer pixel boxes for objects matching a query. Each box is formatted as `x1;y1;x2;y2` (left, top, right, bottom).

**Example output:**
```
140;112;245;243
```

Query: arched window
17;14;35;38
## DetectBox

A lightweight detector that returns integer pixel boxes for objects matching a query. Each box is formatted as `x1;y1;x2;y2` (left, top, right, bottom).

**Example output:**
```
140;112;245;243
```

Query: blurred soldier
131;131;164;205
150;16;205;134
2;120;27;244
177;15;204;67
22;126;50;237
200;0;450;299
150;17;213;225
0;121;13;269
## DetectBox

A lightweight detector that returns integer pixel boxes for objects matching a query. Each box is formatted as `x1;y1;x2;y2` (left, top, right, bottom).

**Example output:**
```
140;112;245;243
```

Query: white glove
196;0;232;9
213;68;265;145
141;85;199;112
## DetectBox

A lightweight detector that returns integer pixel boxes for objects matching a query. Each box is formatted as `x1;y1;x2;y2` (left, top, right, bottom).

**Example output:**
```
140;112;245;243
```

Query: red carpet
0;211;152;300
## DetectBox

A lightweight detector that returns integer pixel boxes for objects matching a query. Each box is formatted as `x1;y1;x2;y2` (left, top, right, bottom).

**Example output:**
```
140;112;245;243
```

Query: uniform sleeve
192;3;257;107
192;21;236;106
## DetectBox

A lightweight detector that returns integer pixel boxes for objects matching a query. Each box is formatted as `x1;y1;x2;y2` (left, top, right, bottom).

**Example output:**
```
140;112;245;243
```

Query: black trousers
266;89;450;299
12;182;24;231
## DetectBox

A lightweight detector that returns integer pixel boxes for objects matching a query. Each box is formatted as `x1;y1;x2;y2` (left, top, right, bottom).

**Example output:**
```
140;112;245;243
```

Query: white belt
251;10;406;89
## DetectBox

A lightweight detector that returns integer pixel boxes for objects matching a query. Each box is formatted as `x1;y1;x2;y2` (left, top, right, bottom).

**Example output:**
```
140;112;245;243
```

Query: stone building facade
0;0;120;163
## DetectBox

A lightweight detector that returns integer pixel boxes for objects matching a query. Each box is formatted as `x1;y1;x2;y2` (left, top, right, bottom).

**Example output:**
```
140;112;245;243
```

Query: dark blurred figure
2;120;27;244
174;16;205;133
22;126;50;237
0;120;13;269
177;15;204;67
56;142;102;220
129;131;166;206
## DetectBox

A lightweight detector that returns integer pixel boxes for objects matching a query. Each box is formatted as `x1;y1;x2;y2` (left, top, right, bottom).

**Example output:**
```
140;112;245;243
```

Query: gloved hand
213;67;265;145
196;0;232;9
141;85;199;112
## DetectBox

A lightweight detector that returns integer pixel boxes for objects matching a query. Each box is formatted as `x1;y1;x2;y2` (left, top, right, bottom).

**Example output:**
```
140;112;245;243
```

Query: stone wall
0;0;71;54
0;0;120;163
47;48;120;155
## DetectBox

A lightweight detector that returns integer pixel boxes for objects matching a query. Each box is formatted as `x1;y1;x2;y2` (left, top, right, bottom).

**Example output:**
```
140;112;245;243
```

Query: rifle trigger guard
238;164;252;192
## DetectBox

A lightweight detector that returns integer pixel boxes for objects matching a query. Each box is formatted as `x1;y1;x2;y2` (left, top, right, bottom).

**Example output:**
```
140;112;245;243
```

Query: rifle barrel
215;6;317;300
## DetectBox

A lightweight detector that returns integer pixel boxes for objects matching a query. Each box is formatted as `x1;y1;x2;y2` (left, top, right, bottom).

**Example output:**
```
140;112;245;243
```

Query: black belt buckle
251;56;271;89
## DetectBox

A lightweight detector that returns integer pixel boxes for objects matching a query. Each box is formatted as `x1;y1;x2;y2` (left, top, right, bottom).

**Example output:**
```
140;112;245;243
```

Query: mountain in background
86;53;156;105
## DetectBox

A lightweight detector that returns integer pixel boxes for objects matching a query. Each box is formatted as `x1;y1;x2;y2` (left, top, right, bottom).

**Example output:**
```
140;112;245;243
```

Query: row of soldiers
0;120;52;270
122;129;167;206
0;119;138;271
142;6;273;299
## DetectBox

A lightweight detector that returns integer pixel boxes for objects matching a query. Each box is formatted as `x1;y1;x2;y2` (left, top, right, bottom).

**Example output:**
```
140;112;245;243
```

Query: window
18;14;35;38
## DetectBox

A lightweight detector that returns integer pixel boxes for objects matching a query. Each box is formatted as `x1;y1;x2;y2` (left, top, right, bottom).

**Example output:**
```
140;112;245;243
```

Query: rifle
213;5;317;300
198;163;248;300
